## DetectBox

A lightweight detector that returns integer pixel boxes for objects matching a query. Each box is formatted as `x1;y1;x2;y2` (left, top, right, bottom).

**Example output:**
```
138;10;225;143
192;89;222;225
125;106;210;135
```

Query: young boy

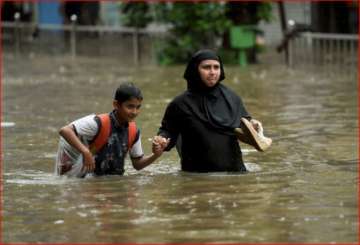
55;82;169;178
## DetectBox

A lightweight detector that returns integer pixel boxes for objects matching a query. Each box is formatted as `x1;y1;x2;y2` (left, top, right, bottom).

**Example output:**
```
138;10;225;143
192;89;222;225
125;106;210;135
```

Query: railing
288;32;358;79
2;18;167;65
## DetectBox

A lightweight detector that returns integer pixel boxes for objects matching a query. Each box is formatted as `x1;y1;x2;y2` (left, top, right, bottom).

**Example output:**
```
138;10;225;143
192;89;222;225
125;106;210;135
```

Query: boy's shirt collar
110;110;128;129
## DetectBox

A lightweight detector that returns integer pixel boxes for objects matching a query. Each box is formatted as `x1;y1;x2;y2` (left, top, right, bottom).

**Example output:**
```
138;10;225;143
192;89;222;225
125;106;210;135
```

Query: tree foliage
154;3;231;64
120;2;153;28
120;2;273;64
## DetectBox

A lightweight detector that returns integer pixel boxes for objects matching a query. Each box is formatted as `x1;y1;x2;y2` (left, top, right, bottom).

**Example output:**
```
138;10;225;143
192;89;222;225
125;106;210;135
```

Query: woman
157;49;268;172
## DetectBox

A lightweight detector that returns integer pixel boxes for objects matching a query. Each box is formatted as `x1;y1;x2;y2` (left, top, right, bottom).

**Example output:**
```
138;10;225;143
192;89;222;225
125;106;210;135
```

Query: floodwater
2;53;358;243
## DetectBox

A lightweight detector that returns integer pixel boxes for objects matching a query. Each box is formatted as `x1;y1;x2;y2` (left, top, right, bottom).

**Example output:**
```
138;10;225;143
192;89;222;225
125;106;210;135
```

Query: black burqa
159;49;250;172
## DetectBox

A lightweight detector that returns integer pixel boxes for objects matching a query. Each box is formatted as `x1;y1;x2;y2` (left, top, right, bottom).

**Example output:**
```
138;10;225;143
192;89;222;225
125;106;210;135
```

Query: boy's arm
131;136;169;170
131;153;160;170
59;124;95;172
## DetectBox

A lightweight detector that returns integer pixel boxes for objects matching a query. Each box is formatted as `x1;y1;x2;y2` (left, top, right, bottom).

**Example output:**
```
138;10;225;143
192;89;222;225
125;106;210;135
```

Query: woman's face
198;59;221;87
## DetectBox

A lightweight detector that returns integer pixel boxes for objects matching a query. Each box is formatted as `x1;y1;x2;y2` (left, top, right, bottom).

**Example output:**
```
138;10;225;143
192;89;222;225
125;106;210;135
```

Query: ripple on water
4;170;79;185
244;162;262;172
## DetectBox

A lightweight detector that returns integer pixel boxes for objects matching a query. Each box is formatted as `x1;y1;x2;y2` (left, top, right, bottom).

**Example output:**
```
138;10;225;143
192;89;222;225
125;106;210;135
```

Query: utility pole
278;2;289;66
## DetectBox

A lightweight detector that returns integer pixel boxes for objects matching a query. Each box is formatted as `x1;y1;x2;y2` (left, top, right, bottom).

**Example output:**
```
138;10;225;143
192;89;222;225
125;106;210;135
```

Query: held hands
151;136;170;157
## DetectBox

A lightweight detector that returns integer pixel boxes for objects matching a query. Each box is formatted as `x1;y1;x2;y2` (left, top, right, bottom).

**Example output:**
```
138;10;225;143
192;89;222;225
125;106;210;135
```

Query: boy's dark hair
114;82;143;103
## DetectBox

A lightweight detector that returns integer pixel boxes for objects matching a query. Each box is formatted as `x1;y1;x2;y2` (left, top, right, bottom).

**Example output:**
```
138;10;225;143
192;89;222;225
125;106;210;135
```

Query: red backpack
89;113;137;154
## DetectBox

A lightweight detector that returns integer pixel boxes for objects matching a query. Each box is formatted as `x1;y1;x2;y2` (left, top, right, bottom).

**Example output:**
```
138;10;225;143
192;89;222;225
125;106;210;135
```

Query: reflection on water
3;54;358;243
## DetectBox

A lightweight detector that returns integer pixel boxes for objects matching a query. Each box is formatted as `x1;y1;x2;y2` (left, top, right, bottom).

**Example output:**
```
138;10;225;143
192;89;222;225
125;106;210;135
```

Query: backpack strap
89;113;111;154
89;114;137;153
128;121;137;150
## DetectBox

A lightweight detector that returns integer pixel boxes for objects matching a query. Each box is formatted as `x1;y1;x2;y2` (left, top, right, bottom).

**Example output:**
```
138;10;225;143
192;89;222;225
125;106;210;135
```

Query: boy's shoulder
71;114;99;139
72;114;98;130
74;113;97;123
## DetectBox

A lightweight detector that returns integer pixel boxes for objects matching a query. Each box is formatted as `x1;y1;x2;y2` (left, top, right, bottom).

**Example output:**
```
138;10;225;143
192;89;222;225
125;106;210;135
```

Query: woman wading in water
157;49;271;172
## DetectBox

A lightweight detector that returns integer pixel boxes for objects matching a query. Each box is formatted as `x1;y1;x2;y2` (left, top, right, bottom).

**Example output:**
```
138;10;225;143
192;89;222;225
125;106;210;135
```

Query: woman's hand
250;119;262;132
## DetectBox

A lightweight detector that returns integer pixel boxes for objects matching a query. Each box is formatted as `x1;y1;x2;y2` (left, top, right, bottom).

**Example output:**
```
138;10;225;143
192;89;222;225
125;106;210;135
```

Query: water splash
1;122;15;128
4;170;79;185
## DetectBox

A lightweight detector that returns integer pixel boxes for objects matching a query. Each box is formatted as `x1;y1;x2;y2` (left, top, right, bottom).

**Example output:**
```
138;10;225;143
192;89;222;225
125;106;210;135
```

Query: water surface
2;54;358;243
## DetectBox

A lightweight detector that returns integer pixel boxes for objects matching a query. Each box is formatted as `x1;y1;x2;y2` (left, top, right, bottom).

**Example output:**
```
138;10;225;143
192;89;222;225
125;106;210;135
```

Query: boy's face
113;97;142;123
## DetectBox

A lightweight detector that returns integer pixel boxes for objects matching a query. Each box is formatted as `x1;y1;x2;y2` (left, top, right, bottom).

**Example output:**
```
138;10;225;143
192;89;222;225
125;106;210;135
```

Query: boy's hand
151;136;170;156
82;150;95;172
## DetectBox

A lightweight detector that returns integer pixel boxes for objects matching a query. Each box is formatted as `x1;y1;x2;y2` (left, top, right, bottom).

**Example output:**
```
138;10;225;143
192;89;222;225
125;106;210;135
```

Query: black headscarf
184;49;225;92
182;49;250;132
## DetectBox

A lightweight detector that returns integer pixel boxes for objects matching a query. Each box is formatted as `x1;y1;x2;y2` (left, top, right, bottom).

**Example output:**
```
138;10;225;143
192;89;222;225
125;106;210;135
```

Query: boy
55;82;169;178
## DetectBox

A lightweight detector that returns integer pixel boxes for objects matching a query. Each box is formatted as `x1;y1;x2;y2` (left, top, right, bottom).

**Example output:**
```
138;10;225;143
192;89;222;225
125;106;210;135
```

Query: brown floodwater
2;53;358;243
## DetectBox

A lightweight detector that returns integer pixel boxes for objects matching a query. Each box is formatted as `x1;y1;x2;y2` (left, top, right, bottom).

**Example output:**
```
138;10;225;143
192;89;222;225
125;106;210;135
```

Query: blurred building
2;1;357;34
1;1;115;26
258;2;358;46
1;1;357;66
